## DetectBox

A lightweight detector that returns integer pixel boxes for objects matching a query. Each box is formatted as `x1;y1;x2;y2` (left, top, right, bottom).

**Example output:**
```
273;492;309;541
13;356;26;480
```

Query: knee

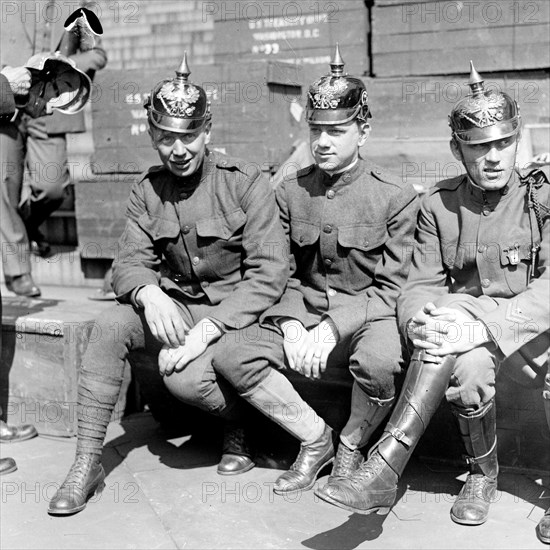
213;337;273;394
163;369;206;407
86;305;141;348
350;352;401;400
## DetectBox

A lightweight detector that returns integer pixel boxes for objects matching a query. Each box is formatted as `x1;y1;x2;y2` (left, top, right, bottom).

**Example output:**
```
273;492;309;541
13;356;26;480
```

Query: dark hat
449;61;521;144
306;44;371;125
145;52;211;134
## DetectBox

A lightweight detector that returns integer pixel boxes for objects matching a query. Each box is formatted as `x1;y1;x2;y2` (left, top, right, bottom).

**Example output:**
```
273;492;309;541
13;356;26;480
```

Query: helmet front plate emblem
310;78;349;110
157;82;200;117
457;92;506;128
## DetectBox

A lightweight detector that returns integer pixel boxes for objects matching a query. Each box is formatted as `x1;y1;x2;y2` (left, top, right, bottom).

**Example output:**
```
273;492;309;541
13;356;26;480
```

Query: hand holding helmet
16;51;92;119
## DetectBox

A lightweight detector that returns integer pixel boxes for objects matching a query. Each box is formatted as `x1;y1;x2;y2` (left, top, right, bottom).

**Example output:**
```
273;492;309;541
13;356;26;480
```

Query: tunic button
327;288;337;297
343;173;351;182
481;278;490;288
192;256;200;265
324;258;333;266
202;281;210;288
478;244;486;253
482;208;491;216
182;225;190;234
327;190;335;199
323;224;333;233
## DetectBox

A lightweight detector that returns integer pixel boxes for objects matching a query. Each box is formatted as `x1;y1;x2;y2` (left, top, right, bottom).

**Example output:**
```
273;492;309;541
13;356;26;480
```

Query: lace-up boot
48;454;105;515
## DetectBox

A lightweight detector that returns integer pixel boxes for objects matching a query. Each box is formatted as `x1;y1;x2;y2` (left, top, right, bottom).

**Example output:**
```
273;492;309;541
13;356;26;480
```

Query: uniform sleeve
206;170;289;329
0;74;16;122
260;178;310;327
111;179;161;302
327;183;420;339
397;192;452;337
480;195;550;357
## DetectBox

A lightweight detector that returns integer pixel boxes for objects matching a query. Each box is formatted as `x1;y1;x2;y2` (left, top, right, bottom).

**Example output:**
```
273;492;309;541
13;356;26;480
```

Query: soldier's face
309;121;369;173
452;135;518;191
150;124;211;177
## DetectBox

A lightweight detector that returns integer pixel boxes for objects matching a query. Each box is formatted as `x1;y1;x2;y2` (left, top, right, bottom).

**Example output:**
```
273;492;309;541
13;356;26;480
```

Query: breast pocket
137;213;180;242
499;242;535;294
290;220;320;247
195;209;247;277
337;223;387;253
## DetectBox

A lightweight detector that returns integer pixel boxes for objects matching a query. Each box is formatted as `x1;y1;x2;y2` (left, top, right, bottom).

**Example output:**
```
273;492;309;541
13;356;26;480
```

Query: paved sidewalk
1;410;549;550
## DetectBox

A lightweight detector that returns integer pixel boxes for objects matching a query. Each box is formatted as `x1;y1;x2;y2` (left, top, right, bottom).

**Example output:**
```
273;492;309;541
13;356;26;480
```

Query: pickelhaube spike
329;43;345;77
468;60;484;97
176;51;191;82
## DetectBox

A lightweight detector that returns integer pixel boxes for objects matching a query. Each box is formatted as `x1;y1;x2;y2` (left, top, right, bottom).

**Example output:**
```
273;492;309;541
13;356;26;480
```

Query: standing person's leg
0;120;39;296
48;303;157;515
213;324;337;495
20;118;70;257
315;319;402;500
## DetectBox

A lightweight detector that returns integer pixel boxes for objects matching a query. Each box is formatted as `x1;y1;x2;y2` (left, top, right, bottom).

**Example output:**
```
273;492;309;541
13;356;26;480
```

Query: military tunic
398;171;550;408
214;157;420;399
82;149;288;416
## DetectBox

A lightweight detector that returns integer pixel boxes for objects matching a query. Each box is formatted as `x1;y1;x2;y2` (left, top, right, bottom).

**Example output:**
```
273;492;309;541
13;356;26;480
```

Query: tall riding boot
242;369;336;494
536;373;550;544
450;399;499;525
48;369;122;516
315;382;393;500
317;350;456;514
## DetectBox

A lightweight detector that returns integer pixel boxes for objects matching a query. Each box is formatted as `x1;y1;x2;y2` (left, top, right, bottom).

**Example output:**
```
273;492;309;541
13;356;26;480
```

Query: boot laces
223;427;248;455
63;455;95;487
462;474;495;502
351;452;385;484
333;446;361;478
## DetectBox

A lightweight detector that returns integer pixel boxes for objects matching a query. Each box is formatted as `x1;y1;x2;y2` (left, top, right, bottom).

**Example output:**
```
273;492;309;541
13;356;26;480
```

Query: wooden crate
372;0;550;77
1;296;130;436
213;0;370;82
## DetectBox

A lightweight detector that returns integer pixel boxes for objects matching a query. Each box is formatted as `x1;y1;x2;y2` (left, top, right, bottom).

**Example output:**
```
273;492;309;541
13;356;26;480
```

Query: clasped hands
279;317;338;380
407;302;491;358
137;285;221;376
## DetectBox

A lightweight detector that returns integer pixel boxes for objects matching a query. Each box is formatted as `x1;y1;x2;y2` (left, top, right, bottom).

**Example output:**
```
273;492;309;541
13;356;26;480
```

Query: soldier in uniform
0;65;38;475
213;46;419;496
47;55;288;515
318;62;550;544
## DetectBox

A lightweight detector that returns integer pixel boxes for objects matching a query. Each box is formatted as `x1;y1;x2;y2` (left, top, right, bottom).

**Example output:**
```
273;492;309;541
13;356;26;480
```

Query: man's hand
1;66;31;95
280;318;309;372
296;319;339;380
158;318;222;376
136;285;188;347
410;304;491;356
407;302;456;346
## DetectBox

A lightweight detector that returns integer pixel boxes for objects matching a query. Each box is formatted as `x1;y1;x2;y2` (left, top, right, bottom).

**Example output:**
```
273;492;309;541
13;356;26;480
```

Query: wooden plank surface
372;0;550;76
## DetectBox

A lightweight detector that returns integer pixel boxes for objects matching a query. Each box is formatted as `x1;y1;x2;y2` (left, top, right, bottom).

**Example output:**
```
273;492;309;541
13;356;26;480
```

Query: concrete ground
1;411;549;550
1;284;549;549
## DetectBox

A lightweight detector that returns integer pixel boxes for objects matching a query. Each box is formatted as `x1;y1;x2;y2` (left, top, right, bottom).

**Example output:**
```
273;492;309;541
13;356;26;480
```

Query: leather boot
274;423;337;495
48;453;105;515
242;369;335;494
5;274;41;297
217;422;255;476
315;385;393;500
450;400;498;526
317;351;456;514
0;457;17;475
0;420;38;442
536;375;550;544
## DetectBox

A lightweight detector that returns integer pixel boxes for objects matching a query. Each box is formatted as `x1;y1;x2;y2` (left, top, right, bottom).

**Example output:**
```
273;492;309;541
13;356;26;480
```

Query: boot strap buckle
388;426;412;448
